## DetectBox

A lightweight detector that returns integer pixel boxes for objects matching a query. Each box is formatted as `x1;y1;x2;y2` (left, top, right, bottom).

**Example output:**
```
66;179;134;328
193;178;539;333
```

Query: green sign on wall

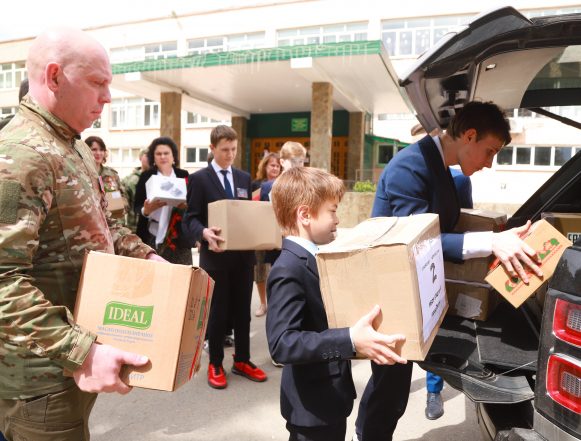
291;118;309;132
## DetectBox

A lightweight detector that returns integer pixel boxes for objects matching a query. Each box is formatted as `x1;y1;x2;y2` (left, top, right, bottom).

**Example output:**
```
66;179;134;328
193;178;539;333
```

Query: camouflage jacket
100;164;128;221
121;167;142;232
0;97;154;399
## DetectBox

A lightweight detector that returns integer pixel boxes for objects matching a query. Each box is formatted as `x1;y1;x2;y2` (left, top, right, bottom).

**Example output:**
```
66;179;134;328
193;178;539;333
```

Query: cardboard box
485;219;572;308
145;175;187;207
445;280;499;321
105;191;126;218
208;200;282;250
541;212;581;244
73;251;214;391
317;214;447;361
444;257;493;283
445;208;506;283
454;208;507;233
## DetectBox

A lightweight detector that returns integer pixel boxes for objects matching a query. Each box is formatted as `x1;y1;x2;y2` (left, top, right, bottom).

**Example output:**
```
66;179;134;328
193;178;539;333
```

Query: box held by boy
317;213;447;361
208;199;282;250
73;251;214;391
485;219;572;308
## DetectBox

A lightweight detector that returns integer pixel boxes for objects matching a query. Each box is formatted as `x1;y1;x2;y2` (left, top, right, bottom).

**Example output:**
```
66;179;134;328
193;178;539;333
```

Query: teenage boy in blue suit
355;101;544;441
266;167;407;441
183;125;267;389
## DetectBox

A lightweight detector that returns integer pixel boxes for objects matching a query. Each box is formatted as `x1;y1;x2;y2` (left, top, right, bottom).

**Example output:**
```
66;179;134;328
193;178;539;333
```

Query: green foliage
352;180;376;192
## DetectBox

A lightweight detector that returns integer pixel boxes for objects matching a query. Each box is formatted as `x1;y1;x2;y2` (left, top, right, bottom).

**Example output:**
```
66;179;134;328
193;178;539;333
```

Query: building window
277;22;368;47
0;62;27;90
187;32;265;55
1;106;17;118
185;146;210;165
496;146;514;165
381;16;469;57
533;146;551;166
185;112;230;127
110;98;160;129
91;117;102;129
496;145;576;167
110;41;178;63
515;146;532;165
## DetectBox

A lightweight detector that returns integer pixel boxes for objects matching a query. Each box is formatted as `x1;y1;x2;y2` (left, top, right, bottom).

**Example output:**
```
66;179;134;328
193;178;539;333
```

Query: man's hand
146;252;168;263
143;198;166;216
350;305;407;365
203;227;225;253
73;343;149;394
492;220;543;284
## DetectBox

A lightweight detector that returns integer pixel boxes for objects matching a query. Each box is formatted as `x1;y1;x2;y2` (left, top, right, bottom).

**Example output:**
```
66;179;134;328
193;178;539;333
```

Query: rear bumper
494;428;546;441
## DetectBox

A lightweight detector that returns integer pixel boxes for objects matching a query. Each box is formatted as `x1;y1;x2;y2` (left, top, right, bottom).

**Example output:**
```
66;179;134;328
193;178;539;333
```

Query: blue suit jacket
372;135;464;262
266;238;356;427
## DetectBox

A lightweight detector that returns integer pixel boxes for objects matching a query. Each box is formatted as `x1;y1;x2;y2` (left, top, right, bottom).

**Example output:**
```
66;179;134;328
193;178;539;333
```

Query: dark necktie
220;169;234;199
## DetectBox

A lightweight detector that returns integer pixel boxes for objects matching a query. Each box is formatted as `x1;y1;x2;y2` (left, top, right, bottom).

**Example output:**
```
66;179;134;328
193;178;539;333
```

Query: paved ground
90;286;482;441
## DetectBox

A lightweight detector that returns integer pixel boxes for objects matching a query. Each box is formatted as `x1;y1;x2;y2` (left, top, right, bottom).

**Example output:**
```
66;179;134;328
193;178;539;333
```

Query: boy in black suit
183;125;267;389
266;167;407;441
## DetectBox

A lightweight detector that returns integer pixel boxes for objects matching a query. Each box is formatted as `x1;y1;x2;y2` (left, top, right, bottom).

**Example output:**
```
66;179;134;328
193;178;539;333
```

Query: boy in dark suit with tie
266;167;407;441
183;125;267;389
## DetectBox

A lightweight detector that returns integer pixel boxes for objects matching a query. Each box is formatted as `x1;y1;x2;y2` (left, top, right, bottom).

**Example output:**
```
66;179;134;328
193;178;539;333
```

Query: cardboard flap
318;213;438;254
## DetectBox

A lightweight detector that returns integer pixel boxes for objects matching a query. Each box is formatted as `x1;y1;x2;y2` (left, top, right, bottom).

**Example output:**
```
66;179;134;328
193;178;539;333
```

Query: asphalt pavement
90;283;483;441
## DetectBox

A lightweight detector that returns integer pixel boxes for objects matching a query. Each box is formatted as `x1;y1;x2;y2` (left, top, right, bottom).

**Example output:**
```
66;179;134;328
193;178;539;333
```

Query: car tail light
554;299;581;348
546;354;581;414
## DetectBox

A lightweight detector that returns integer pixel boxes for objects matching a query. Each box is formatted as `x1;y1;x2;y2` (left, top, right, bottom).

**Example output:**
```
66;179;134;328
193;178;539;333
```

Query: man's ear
461;128;477;144
297;205;311;226
45;62;61;93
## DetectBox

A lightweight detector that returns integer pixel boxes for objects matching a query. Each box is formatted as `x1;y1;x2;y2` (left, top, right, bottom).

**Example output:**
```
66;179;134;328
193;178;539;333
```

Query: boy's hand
350;305;407;365
73;343;149;394
491;220;543;283
203;227;225;252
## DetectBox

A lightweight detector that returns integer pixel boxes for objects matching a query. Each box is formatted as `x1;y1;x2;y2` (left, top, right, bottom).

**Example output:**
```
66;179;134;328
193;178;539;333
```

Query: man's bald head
26;27;112;133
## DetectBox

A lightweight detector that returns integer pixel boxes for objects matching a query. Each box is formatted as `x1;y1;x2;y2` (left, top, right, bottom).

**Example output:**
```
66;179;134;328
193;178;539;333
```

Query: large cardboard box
541;212;581;244
317;214;447;361
445;280;499;321
73;252;214;391
445;209;506;282
145;175;187;207
453;208;507;233
208;200;282;250
485;219;572;308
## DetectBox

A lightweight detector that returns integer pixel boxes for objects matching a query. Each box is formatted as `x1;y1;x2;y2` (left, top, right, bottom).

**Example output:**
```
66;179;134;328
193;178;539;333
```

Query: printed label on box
414;236;446;342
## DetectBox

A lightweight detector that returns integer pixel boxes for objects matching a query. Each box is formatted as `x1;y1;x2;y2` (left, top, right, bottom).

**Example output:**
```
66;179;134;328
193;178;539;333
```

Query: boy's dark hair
211;125;238;147
271;167;344;236
447;101;511;146
147;136;179;168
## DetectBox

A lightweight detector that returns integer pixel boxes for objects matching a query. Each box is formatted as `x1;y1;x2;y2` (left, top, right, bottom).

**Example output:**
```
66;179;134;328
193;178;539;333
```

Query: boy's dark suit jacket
371;135;463;262
182;165;255;270
266;238;356;427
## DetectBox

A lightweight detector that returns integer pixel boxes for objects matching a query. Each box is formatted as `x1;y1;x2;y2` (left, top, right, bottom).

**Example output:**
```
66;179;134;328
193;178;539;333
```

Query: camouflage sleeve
0;148;96;372
106;201;155;259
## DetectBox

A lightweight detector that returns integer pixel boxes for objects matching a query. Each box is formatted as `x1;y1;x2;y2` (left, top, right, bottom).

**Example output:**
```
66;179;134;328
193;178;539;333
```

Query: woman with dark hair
85;135;126;219
134;136;191;264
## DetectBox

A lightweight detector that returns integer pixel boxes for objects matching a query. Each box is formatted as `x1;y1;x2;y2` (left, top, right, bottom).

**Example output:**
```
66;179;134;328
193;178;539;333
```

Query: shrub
353;180;376;192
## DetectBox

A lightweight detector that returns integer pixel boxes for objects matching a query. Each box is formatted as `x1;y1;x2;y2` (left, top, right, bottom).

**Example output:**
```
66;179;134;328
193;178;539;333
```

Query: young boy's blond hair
279;141;307;168
271;167;344;236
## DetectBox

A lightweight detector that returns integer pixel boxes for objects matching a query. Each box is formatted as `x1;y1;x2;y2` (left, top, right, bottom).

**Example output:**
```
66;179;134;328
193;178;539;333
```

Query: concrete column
347;112;365;182
310;82;333;171
160;92;182;162
231;116;248;170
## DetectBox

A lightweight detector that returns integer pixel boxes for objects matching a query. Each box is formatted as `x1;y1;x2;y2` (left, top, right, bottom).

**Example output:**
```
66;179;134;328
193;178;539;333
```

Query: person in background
183;125;267;390
354;101;542;441
86;135;127;221
134;136;191;265
0;78;29;131
252;152;281;317
260;141;306;202
122;149;149;233
266;166;407;441
0;27;161;441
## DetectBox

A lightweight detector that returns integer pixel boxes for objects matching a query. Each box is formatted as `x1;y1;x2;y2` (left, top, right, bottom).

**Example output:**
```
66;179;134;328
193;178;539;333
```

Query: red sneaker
232;359;268;382
207;363;227;389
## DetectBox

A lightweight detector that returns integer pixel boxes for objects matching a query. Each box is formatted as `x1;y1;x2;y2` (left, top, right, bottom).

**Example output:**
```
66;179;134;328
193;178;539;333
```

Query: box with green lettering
73;251;214;391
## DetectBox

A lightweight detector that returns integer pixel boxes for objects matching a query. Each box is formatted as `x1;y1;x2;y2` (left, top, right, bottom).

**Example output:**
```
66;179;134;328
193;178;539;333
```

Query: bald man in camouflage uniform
0;28;165;441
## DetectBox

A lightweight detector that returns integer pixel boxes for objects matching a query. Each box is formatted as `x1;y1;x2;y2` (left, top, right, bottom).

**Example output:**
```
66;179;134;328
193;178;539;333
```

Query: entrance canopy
111;40;411;120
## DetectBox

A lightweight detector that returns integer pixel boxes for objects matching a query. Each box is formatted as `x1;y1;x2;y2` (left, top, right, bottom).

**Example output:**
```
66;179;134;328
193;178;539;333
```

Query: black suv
399;7;581;441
